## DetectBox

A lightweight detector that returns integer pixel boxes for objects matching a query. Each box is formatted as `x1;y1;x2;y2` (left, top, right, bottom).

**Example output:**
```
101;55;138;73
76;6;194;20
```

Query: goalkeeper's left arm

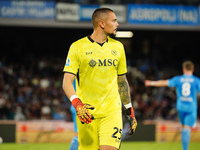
118;75;137;135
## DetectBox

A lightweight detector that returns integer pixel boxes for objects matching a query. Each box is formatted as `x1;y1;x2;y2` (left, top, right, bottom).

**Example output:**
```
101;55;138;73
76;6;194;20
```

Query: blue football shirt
168;74;200;112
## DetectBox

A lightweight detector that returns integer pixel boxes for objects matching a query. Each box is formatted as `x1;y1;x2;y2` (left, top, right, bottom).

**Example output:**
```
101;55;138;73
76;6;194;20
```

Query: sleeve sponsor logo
65;58;70;66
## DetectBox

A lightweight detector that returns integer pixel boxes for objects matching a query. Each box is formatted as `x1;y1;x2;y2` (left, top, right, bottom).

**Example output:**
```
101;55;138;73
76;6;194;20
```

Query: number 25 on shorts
112;127;122;143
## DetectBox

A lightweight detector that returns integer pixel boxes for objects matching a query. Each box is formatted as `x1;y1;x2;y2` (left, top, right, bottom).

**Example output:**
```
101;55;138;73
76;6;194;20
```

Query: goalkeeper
62;7;137;150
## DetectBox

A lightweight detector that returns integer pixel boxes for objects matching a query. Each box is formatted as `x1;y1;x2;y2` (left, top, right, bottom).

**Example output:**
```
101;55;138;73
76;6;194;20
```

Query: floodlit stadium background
0;0;200;145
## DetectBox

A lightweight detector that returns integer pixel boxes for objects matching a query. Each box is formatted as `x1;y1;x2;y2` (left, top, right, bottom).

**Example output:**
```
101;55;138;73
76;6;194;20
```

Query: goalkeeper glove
71;97;94;124
126;107;137;135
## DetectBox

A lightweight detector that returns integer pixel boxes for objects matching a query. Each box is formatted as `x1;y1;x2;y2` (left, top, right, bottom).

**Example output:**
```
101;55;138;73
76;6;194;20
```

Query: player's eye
113;19;117;23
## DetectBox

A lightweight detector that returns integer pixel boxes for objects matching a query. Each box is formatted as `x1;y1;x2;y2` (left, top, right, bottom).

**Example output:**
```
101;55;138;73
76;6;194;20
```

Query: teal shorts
178;110;197;127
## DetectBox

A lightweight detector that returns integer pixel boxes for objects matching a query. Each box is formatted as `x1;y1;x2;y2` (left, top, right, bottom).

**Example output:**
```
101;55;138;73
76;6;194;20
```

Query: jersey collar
87;35;108;46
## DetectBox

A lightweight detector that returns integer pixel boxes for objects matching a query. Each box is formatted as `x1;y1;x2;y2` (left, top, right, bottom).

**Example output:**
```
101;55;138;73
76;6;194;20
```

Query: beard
109;33;116;36
108;29;117;36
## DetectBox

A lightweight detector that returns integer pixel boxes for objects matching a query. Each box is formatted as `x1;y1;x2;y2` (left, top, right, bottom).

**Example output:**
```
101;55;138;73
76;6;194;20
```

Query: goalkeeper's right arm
62;72;94;124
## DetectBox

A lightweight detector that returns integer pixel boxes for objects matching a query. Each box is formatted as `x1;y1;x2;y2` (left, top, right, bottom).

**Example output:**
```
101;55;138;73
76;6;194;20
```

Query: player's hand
71;98;95;124
126;107;137;135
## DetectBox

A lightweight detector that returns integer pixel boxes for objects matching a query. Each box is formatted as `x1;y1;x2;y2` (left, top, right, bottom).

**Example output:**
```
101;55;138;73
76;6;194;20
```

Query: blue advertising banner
79;5;99;21
0;1;55;19
127;4;199;25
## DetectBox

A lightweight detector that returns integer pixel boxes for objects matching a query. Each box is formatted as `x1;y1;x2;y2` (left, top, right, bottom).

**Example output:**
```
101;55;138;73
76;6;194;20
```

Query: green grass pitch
0;142;200;150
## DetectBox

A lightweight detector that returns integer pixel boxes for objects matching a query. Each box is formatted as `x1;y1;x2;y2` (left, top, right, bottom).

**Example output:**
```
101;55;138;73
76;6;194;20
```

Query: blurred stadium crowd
0;56;71;121
0;54;199;122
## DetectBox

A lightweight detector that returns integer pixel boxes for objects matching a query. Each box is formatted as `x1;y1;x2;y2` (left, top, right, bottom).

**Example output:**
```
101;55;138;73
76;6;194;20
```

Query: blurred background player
62;8;137;150
69;80;78;150
145;60;200;150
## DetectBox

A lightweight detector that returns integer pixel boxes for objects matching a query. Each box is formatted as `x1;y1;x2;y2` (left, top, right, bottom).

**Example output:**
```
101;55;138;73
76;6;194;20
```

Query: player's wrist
70;95;78;102
70;95;83;109
125;103;135;118
124;102;132;109
151;81;155;86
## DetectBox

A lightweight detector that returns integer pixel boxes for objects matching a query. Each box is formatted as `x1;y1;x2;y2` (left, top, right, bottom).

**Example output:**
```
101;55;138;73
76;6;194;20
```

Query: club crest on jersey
111;49;117;56
65;58;70;66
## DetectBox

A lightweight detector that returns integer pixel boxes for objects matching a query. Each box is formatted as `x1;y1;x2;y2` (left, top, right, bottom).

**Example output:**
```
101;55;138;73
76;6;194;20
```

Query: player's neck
184;72;193;76
183;68;193;76
183;69;193;76
90;31;108;44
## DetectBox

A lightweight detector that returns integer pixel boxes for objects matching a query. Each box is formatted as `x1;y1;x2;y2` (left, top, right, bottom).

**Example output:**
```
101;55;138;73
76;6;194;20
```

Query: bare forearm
145;80;168;87
63;80;76;99
118;76;131;105
62;73;76;100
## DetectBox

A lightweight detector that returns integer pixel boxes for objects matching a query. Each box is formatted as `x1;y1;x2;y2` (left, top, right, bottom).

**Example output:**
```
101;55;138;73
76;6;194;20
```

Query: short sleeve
168;76;178;87
117;43;127;75
196;77;200;93
63;43;80;75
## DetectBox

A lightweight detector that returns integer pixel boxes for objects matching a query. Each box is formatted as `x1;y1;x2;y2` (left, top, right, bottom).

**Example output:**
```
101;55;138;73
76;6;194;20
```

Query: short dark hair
182;60;194;70
92;8;114;28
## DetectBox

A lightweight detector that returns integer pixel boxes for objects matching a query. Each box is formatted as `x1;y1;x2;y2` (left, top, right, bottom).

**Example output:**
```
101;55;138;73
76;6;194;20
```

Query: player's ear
99;20;105;29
